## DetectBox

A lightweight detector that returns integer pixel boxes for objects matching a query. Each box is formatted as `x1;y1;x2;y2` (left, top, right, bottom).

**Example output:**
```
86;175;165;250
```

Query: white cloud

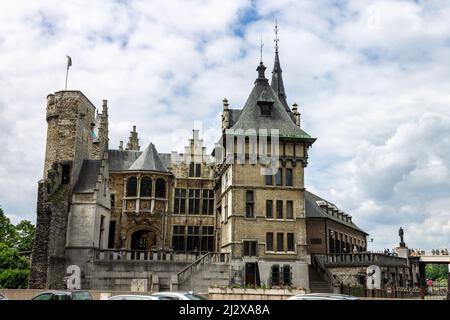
0;0;449;250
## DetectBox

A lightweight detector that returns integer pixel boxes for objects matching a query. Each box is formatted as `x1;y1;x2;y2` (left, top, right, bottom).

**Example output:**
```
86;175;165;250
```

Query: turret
126;125;140;151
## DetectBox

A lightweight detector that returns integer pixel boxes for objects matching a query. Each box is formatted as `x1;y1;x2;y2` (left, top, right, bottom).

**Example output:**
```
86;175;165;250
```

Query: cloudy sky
1;0;449;251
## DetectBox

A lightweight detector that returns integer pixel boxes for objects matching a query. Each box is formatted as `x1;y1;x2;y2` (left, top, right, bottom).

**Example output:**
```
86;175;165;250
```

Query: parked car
0;293;8;300
151;291;208;300
288;293;359;300
108;295;163;300
31;290;93;300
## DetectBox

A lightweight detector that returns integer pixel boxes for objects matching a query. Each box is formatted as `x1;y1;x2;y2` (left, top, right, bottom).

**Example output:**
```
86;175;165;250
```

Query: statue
399;227;405;248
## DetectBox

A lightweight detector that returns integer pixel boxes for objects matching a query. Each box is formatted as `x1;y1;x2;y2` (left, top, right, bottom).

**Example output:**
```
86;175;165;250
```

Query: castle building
30;39;373;292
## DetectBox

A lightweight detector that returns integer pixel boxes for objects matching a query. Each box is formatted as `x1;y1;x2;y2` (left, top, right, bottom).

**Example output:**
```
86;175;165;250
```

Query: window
140;177;152;197
266;200;273;218
271;265;280;286
201;226;215;252
277;233;284;252
245;191;254;218
243;241;257;256
282;265;292;286
287;233;295;252
172;226;185;252
110;194;115;208
275;169;282;186
155;178;166;198
187;226;200;251
265;174;273;186
188;189;201;214
224;193;228;220
108;221;116;249
266;233;274;251
285;169;293;186
276;200;283;219
260;104;271;116
202;190;214;215
99;216;105;248
61;164;70;184
174;189;186;214
126;177;137;196
189;162;201;177
286;201;293;219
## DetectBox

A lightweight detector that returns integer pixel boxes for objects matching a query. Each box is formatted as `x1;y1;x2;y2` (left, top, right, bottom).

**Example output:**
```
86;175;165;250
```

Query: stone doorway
245;262;260;287
130;229;156;251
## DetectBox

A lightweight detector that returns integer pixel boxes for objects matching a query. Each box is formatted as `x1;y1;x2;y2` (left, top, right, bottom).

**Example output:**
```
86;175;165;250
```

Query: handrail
312;254;338;289
177;252;229;284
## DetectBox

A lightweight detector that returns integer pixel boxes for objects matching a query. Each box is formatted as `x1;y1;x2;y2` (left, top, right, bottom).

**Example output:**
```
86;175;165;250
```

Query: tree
425;264;448;283
0;207;16;247
0;243;30;288
14;220;35;252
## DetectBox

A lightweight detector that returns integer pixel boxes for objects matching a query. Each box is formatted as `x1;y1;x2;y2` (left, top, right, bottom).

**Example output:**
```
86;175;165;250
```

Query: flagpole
65;65;69;91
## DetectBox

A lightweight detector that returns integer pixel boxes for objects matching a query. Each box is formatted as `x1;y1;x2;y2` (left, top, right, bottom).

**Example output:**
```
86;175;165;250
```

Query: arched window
155;178;166;198
140;177;152;197
126;176;137;197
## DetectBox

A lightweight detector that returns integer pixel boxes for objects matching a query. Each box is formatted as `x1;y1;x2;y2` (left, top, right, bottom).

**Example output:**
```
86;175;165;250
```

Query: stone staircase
309;265;333;293
176;252;230;293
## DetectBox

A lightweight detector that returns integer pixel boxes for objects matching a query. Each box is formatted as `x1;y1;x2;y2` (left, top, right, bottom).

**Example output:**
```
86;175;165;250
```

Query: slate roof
228;62;314;140
229;109;242;127
305;191;368;234
128;143;168;172
108;143;170;172
73;160;101;193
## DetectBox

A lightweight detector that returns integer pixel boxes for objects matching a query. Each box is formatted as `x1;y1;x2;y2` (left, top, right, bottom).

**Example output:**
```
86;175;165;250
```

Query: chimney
292;103;301;127
222;98;230;131
119;141;123;151
102;100;108;114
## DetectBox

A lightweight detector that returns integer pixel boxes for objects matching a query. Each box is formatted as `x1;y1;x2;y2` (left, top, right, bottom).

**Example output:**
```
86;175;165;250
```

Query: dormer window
260;103;272;116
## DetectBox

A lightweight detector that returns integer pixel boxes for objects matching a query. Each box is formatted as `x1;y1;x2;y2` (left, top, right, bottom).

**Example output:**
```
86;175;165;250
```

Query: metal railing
177;252;230;284
311;254;339;291
321;253;407;266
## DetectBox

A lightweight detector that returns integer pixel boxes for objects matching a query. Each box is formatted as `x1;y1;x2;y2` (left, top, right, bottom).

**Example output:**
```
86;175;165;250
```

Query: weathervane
260;35;264;62
274;19;279;53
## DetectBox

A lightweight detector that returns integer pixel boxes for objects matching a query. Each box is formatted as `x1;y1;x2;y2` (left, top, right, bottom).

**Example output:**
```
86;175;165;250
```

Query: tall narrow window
224;193;228;220
202;190;214;215
195;163;201;177
187;226;200;251
155;178;166;198
110;194;115;208
271;265;280;286
287;233;295;251
108;221;116;249
266;200;273;218
98;216;105;248
126;177;137;196
245;191;254;218
140;177;152;197
174;189;186;214
275;169;282;186
188;189;201;214
286;201;293;219
265;174;273;186
277;233;284;252
276;200;283;219
266;233;274;251
172;226;185;252
189;163;195;177
285;169;293;186
61;164;70;184
282;265;292;286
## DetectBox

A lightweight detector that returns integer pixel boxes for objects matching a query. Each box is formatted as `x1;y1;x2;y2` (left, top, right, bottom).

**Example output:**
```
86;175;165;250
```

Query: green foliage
0;207;34;289
0;243;30;288
14;220;36;252
0;269;29;289
0;207;16;247
426;264;449;283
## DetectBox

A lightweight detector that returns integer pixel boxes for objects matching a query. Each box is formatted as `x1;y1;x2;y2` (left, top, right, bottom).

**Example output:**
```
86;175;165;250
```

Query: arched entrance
130;229;157;251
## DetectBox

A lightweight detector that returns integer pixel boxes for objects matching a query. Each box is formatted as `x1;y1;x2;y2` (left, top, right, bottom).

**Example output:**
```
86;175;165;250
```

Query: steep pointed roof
271;51;291;115
128;143;168;172
229;62;313;140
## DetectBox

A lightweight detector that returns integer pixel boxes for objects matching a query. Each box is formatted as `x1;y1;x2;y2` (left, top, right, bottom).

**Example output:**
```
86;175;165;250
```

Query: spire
271;22;291;113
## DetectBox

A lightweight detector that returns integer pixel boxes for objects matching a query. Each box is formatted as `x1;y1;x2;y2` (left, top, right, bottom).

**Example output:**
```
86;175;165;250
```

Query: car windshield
185;293;207;300
72;291;93;300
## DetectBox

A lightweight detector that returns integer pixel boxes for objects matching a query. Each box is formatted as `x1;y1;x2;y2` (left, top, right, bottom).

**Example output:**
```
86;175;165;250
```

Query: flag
66;55;72;68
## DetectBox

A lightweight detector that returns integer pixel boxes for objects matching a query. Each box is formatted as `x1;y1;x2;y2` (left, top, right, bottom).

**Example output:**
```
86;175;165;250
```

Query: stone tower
214;49;316;288
30;91;109;289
